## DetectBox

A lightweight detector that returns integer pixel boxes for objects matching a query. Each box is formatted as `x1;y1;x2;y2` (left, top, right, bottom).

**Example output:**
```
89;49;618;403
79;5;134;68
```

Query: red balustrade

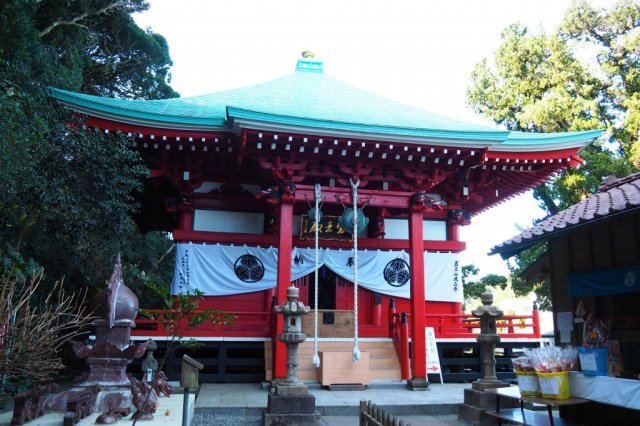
387;304;541;380
132;310;272;338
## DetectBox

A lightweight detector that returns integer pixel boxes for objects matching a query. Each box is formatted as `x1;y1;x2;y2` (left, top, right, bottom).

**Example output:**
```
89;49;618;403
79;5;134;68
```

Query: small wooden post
181;355;203;426
532;301;541;338
388;297;396;338
400;312;410;381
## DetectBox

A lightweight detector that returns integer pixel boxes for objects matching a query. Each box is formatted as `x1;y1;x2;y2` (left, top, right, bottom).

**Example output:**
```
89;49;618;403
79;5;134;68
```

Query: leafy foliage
35;0;178;99
467;1;638;214
132;286;234;425
507;243;551;310
467;0;639;308
0;0;178;298
462;264;508;309
140;286;236;350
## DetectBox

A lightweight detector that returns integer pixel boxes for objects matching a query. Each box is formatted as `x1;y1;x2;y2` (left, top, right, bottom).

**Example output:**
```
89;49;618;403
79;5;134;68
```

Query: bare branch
39;1;124;38
0;268;94;390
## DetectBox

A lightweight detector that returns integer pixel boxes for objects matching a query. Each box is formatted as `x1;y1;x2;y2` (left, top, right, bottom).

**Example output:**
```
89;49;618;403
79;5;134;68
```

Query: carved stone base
47;387;131;416
262;393;321;425
83;357;130;386
471;378;510;391
45;385;100;426
267;394;316;413
407;377;429;391
275;383;308;396
458;387;519;425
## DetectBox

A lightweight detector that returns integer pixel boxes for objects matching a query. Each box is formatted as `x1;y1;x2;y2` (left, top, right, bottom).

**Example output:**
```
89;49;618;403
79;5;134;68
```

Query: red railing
388;300;541;379
388;299;410;379
422;312;541;339
133;310;272;338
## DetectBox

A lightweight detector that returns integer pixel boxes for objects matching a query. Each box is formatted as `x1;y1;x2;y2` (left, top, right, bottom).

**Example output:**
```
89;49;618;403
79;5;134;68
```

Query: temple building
51;57;603;387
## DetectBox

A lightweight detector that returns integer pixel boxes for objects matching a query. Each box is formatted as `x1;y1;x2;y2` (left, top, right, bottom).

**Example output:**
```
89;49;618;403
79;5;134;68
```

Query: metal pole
182;387;189;426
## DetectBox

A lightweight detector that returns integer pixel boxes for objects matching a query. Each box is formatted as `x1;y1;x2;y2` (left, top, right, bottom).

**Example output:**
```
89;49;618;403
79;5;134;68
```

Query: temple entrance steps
264;339;402;382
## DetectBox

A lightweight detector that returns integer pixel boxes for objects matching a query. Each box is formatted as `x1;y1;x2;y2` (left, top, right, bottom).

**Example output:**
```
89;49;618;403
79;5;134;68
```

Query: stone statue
95;399;118;424
46;257;153;421
151;371;173;397
129;374;157;421
69;255;149;386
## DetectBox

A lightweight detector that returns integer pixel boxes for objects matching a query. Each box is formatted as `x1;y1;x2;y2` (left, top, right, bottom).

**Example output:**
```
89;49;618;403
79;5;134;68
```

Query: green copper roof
50;58;604;148
500;129;605;151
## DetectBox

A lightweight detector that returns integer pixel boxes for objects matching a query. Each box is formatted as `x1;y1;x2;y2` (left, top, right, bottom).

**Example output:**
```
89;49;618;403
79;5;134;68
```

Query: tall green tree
35;0;178;99
468;0;636;214
1;0;177;298
467;0;639;308
462;264;508;309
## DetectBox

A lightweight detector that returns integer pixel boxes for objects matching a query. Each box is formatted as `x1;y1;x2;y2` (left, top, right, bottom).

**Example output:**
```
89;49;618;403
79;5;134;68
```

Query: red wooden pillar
408;197;428;390
177;199;194;231
372;296;382;327
272;188;294;380
447;221;459;242
532;301;541;338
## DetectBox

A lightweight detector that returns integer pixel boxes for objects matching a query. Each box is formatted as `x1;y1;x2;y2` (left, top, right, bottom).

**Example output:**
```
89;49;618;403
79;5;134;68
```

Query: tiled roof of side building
491;173;640;259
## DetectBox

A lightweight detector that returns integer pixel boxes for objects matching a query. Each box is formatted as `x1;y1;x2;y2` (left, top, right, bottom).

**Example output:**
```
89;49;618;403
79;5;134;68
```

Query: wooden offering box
318;351;370;386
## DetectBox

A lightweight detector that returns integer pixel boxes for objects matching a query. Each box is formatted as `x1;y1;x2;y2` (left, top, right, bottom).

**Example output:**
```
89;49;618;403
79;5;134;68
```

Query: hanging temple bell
338;208;369;234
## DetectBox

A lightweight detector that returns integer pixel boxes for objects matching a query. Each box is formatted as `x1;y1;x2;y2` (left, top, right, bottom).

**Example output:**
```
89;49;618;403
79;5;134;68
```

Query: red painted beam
486;147;582;162
293;237;465;251
294;185;414;210
172;230;279;246
171;230;466;252
86;117;231;140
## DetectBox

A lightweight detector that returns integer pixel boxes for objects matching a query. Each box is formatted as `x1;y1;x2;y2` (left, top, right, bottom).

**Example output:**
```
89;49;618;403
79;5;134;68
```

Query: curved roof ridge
49;63;604;150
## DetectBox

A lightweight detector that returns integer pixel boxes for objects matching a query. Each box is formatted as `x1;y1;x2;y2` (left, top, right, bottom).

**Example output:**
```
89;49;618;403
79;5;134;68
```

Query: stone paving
193;381;470;425
0;381;470;425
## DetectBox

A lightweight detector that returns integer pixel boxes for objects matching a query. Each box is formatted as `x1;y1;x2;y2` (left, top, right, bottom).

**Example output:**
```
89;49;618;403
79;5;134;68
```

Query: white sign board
426;327;444;384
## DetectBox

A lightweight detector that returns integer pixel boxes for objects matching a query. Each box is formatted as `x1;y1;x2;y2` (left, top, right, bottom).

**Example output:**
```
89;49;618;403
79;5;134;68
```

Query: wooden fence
359;400;410;426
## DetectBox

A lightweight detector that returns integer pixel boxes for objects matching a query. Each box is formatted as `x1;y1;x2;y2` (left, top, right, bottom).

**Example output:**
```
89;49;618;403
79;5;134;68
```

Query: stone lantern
471;290;508;390
264;285;320;425
273;285;310;387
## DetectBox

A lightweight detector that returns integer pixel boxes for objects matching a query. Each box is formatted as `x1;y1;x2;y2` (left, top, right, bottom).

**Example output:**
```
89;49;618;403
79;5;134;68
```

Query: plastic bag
523;346;578;373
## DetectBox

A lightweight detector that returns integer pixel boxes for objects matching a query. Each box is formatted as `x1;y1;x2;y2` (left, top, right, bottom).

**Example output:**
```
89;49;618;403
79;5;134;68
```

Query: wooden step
264;340;402;382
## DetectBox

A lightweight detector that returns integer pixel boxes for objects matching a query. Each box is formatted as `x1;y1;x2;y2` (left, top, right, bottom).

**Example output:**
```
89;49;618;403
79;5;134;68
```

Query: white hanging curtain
171;243;319;296
171;243;462;303
323;249;411;298
425;251;462;302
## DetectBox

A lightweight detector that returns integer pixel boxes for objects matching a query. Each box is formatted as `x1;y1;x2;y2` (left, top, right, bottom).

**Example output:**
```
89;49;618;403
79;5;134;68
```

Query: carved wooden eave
50;59;603;233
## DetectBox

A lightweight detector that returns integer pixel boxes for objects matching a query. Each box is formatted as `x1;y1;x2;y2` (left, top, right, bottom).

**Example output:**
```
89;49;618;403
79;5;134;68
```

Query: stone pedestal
458;388;519;426
458;291;512;424
264;286;321;425
407;377;429;391
262;384;321;426
83;357;130;386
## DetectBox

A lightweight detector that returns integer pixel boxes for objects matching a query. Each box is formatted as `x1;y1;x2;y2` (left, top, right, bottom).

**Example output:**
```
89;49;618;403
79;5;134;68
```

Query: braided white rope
350;178;361;363
312;183;321;368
